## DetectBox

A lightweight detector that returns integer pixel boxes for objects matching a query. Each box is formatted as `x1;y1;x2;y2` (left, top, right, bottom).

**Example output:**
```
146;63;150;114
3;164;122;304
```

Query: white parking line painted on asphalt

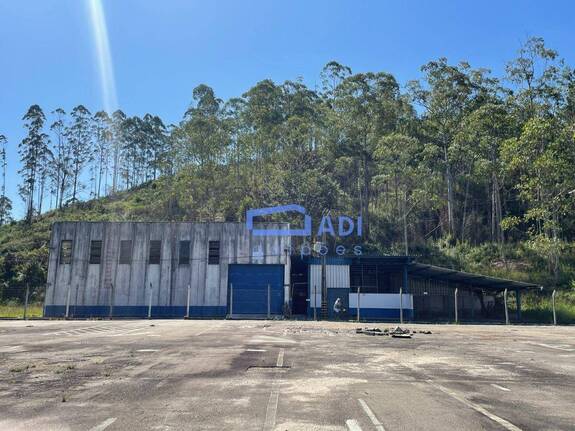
345;419;363;431
136;349;158;353
527;342;574;352
358;399;385;431
428;381;522;431
246;349;267;352
491;383;511;392
88;417;117;431
263;349;285;431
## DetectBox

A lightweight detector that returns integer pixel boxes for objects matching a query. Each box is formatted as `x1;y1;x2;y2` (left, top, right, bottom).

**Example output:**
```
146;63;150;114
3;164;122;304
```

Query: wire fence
0;285;46;319
0;280;571;324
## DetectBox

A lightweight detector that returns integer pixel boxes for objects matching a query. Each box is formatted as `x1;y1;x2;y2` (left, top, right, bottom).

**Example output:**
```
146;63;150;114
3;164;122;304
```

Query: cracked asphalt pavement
0;320;574;430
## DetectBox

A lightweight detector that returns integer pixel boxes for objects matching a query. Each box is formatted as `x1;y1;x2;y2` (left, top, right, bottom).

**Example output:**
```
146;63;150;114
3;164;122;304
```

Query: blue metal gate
228;264;284;315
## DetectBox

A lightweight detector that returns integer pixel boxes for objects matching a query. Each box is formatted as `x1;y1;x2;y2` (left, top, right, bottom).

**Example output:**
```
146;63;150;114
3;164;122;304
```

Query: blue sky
1;0;574;218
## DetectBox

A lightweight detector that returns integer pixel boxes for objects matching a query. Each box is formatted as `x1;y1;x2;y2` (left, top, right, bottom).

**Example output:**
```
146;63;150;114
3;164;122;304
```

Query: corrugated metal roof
408;263;541;290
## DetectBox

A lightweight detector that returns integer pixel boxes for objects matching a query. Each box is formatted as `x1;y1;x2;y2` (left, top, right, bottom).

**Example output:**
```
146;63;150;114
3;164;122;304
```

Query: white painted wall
349;293;413;309
309;264;350;290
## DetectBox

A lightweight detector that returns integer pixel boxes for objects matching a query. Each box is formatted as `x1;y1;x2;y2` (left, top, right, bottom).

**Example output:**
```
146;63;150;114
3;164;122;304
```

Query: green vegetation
0;302;43;319
1;37;574;321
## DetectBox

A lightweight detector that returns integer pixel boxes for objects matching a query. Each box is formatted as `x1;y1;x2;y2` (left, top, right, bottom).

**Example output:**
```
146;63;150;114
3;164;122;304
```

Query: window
179;240;190;265
208;240;220;265
119;240;133;264
59;240;73;264
349;264;400;294
89;240;102;264
149;240;161;264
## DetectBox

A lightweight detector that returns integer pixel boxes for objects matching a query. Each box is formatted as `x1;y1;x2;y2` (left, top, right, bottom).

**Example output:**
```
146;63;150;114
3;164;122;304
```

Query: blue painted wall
44;305;227;318
228;264;284;315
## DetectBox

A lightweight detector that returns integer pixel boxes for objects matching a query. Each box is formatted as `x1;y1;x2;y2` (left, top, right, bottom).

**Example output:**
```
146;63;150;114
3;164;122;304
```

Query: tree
502;117;575;282
374;133;430;254
408;59;482;240
0;134;12;225
111;110;127;193
66;105;92;202
326;69;404;239
456;103;513;244
93;111;112;197
506;37;564;120
50;108;71;209
19;105;49;223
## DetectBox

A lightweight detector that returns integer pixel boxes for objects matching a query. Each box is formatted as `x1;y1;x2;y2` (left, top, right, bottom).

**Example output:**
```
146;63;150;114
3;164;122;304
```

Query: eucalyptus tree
177;84;228;168
325;68;404;239
66;105;92;203
506;37;565;120
408;59;484;240
502;115;575;281
93;111;112;197
0;134;11;225
455;103;513;244
19;105;50;223
49;108;71;209
374;133;431;254
111;110;127;193
141;114;168;180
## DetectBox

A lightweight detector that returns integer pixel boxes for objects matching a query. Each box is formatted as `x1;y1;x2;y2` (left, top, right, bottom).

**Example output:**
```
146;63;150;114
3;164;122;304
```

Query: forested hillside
1;37;575;301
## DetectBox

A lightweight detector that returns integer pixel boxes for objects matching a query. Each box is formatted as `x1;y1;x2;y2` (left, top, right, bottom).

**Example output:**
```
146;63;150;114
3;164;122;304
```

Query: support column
454;287;459;324
552;289;557;326
504;288;509;325
515;289;521;322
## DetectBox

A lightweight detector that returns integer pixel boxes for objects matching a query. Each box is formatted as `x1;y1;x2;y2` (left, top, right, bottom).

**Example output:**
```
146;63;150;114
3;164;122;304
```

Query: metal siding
130;223;150;305
173;223;192;308
228;264;284;315
45;222;60;306
205;224;221;306
45;222;292;317
190;223;207;306
114;224;135;306
309;265;350;290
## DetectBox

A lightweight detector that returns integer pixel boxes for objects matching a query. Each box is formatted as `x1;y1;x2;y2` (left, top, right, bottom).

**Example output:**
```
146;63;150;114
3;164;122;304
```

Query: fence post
148;283;153;319
65;284;71;319
399;286;404;324
108;283;114;319
267;283;271;319
24;283;30;320
229;283;234;318
504;288;509;325
552;289;557;326
313;285;317;321
185;284;191;319
357;286;361;322
454;287;459;324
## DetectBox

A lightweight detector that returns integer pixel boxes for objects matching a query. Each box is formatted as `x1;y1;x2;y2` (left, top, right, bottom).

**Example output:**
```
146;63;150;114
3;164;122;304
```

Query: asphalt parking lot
0;320;574;431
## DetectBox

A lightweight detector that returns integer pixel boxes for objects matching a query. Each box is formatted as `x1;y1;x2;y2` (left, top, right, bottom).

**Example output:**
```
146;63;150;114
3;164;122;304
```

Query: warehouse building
45;221;538;321
45;221;291;318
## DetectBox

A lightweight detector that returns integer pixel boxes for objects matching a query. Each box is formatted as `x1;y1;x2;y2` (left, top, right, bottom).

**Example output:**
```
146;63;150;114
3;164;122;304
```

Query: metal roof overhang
408;263;541;291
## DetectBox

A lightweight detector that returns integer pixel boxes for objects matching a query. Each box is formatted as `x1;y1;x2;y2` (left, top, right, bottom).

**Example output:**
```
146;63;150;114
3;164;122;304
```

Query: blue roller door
228;264;284;315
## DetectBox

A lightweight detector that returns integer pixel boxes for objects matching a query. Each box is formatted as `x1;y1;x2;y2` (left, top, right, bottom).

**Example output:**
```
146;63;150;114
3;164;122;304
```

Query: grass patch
0;303;43;318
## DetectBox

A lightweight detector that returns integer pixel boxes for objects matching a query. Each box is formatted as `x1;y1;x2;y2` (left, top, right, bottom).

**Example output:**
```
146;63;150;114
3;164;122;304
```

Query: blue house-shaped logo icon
246;204;312;236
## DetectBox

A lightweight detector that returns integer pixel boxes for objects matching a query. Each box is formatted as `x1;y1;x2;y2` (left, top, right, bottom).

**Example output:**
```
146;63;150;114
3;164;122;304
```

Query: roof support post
399;286;403;324
552;289;557;326
515;288;521;322
403;264;409;294
504;288;509;325
454;287;459;324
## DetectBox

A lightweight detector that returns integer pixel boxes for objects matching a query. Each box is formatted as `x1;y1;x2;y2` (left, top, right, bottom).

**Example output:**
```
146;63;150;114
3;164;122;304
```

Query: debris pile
389;326;412;338
355;326;432;338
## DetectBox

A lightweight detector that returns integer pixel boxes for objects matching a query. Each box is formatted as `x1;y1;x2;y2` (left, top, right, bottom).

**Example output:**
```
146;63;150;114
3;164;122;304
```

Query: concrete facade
45;221;291;317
